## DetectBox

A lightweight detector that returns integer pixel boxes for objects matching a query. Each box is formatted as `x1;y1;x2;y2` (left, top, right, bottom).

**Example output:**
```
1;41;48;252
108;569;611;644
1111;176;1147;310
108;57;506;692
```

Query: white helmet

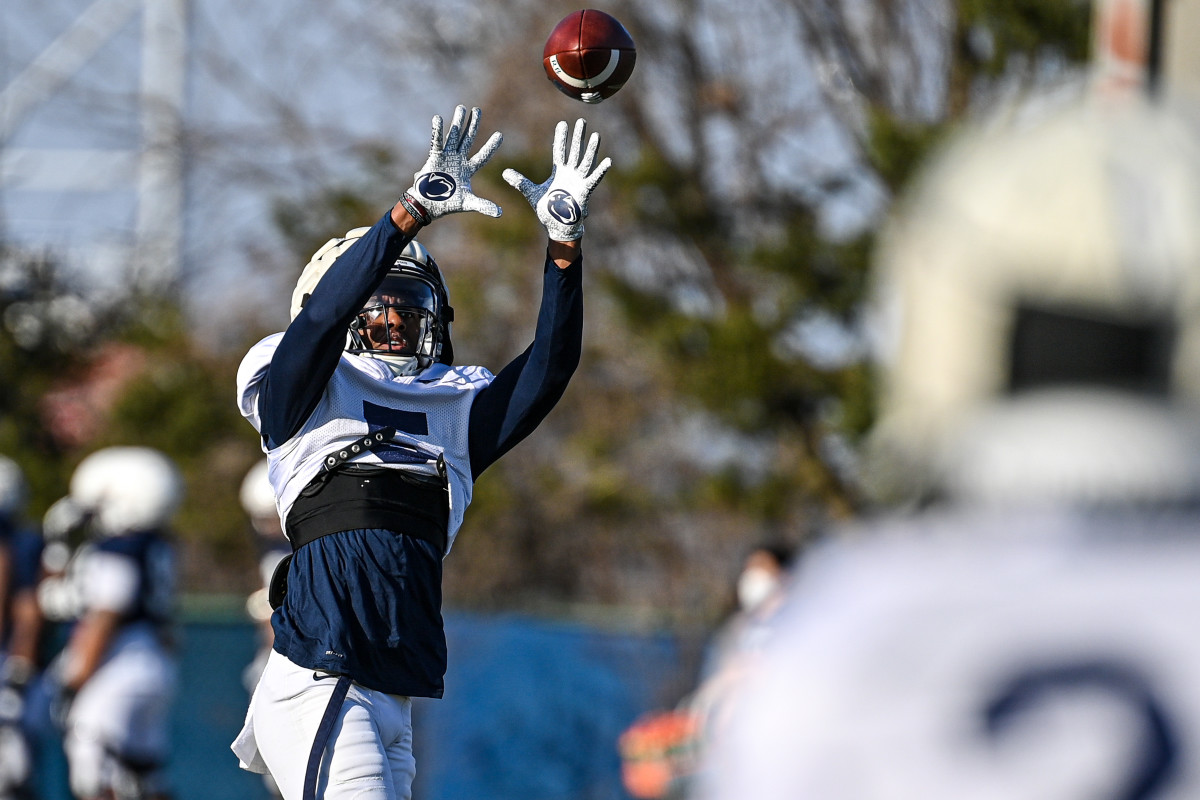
290;231;454;375
69;447;183;534
239;459;276;519
0;456;27;519
866;96;1200;508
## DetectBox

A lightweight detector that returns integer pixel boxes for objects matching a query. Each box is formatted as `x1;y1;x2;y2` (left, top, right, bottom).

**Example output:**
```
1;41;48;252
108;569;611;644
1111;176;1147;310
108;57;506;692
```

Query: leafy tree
0;250;84;511
0;246;262;592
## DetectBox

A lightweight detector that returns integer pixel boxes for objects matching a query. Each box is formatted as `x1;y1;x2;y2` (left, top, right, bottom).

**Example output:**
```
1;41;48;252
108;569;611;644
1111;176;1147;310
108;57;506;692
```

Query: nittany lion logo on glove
417;172;457;202
546;190;582;226
502;118;611;242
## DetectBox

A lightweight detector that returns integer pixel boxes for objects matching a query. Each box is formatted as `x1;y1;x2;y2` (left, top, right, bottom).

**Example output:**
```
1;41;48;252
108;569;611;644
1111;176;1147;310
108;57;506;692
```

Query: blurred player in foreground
231;104;610;800
53;447;181;800
700;95;1200;800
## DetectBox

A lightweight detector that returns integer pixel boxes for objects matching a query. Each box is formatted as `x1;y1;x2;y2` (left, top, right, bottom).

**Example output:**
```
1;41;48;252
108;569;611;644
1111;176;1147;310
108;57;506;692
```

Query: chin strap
361;352;423;377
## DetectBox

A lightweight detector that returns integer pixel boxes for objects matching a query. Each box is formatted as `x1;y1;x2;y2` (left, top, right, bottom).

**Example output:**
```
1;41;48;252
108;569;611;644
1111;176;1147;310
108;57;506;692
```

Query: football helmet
69;447;183;535
0;456;27;519
239;459;276;520
866;97;1200;508
239;457;286;542
291;232;454;375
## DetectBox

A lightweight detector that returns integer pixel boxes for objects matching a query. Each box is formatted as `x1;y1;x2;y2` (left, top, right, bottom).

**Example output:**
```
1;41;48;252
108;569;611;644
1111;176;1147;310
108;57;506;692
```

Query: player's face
356;302;422;353
354;277;437;355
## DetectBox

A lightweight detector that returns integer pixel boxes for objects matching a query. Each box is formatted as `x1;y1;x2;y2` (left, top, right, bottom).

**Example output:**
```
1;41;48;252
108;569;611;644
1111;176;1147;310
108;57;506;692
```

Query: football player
230;105;610;800
54;447;181;800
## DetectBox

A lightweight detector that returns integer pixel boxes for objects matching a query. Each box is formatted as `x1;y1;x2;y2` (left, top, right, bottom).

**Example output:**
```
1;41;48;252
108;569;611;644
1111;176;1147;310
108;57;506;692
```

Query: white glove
503;118;611;242
403;105;503;223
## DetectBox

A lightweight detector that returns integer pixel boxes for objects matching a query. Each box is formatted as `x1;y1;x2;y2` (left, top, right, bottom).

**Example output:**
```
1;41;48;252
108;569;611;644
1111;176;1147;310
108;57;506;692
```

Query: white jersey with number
237;333;494;552
701;509;1200;800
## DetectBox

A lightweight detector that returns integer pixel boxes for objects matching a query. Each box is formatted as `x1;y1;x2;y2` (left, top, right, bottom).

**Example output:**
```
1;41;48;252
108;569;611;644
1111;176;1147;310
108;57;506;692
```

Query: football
543;10;637;104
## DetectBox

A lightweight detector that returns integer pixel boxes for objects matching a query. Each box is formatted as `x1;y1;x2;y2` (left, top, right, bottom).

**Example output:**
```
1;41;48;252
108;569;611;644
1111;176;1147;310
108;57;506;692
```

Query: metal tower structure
0;0;187;290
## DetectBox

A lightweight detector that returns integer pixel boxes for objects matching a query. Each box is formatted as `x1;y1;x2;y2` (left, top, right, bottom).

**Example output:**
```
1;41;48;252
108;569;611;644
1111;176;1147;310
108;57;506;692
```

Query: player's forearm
523;251;584;386
548;238;581;270
297;212;414;334
7;590;42;667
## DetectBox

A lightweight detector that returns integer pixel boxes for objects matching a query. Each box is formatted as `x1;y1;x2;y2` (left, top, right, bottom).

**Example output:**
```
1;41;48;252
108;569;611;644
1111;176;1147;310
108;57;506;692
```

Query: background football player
53;447;181;800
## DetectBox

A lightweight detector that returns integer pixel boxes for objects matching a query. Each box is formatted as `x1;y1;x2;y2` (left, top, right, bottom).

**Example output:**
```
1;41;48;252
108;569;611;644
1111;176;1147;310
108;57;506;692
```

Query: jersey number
364;401;428;435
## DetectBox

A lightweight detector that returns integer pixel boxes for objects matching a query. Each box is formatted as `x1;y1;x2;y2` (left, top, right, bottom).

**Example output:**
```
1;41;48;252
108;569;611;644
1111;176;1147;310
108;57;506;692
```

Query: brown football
543;10;636;104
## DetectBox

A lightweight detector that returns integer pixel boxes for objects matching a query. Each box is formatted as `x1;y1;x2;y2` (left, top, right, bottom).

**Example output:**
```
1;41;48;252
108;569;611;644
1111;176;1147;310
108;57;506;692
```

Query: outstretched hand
503;118;611;242
404;105;504;223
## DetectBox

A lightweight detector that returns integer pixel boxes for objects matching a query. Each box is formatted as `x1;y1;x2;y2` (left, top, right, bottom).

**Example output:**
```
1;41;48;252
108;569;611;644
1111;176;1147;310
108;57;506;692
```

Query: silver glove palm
406;105;504;221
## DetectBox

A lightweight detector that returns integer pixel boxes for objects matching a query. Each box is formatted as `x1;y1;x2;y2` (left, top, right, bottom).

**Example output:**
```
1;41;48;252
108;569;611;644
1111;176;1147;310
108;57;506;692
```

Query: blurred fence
30;604;701;800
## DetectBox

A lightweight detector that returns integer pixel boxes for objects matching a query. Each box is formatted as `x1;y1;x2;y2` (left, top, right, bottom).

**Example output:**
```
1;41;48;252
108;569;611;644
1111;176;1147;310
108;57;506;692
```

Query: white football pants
64;628;176;799
239;650;415;800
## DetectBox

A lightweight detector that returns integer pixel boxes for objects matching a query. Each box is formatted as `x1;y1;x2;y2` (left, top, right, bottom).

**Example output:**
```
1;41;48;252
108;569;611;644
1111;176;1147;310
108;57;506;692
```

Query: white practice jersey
237;333;493;552
701;509;1200;800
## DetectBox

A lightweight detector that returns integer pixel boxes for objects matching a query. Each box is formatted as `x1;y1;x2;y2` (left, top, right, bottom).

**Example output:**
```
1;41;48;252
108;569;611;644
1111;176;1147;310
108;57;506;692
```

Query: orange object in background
618;710;701;799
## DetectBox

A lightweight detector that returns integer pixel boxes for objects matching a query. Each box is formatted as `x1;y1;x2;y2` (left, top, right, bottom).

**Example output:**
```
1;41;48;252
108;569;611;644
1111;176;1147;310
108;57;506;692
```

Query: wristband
399;192;432;227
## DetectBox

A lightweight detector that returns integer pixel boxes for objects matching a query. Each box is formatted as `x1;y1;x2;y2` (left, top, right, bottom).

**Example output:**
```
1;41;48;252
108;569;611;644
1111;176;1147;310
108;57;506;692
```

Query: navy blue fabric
10;528;42;592
0;518;42;652
91;531;175;627
304;674;352;800
467;255;582;479
0;517;42;593
364;401;428;436
256;212;583;697
273;529;446;695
